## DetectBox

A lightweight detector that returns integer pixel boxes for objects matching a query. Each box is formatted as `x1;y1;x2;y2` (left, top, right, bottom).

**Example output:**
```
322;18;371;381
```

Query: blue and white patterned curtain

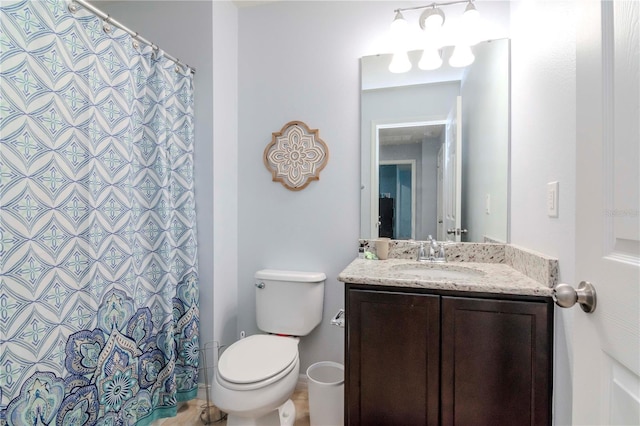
0;0;199;424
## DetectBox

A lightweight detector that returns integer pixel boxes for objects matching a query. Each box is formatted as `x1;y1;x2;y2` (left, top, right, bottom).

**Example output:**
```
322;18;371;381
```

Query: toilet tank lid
255;269;326;282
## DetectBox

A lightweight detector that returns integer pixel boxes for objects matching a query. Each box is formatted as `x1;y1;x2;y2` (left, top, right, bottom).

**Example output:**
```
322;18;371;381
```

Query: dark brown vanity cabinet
345;285;553;426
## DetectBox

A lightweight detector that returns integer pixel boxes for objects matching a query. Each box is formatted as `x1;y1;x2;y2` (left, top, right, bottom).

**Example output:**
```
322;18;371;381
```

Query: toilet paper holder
330;309;345;328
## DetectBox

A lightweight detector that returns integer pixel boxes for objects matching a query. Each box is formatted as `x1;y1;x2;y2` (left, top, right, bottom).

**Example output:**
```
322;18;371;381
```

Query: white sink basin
391;263;485;281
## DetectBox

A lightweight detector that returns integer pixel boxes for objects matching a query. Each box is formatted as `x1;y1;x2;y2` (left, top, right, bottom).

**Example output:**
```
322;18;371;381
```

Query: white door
443;96;462;242
573;1;640;424
437;145;445;241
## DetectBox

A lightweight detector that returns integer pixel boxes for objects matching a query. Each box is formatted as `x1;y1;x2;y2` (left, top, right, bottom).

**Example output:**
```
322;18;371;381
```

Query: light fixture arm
394;0;474;14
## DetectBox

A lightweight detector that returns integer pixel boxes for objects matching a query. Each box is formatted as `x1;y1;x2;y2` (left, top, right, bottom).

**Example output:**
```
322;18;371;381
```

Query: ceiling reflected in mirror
379;125;445;147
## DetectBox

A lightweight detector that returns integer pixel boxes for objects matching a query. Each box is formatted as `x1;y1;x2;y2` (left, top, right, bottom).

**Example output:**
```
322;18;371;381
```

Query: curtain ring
103;15;112;34
132;32;139;50
68;1;79;13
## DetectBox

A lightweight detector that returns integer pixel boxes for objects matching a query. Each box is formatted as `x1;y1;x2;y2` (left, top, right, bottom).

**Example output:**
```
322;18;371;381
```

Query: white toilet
212;269;326;426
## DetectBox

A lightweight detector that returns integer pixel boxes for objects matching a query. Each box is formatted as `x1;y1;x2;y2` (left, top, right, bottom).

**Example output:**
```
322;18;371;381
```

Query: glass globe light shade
461;2;481;46
389;51;412;73
418;48;442;70
390;11;409;37
463;2;480;25
390;11;410;51
449;45;475;68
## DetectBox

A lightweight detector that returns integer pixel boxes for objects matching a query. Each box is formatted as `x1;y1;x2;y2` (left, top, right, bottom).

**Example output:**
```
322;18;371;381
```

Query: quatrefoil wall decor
263;121;329;191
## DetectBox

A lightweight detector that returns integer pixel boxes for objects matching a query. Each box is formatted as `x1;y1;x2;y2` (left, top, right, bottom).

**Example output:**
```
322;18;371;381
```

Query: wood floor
159;386;310;426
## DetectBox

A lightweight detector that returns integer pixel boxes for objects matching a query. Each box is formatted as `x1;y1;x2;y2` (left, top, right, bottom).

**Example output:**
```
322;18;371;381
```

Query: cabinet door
346;289;440;426
441;297;553;426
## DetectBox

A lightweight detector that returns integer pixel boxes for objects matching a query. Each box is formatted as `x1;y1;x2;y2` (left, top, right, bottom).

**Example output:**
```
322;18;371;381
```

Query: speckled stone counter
343;241;558;297
338;259;553;297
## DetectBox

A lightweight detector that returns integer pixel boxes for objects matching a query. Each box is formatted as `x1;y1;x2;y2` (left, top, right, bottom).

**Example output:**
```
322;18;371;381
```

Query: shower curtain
0;1;199;424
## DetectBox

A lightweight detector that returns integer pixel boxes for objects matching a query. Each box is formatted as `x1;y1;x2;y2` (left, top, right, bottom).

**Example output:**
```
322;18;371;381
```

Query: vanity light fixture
388;0;480;73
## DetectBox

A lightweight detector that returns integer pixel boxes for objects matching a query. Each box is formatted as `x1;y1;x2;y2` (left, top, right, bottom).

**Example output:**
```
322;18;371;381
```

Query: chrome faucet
417;236;447;263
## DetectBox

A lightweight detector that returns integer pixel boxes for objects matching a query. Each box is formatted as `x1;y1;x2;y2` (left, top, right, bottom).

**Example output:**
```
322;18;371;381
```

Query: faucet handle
418;241;426;254
434;241;448;262
417;242;428;261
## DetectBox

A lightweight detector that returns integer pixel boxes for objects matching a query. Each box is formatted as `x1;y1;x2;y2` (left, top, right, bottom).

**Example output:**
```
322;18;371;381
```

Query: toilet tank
254;269;326;336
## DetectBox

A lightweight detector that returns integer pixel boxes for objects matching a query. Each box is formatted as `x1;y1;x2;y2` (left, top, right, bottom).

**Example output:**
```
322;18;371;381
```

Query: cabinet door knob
553;281;597;313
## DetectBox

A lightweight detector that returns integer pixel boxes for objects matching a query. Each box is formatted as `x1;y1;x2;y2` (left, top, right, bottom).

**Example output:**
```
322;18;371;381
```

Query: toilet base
278;399;296;426
226;399;296;426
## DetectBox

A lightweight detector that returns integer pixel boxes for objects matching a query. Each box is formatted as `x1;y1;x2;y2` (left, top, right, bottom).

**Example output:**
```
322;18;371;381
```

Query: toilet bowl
212;335;300;426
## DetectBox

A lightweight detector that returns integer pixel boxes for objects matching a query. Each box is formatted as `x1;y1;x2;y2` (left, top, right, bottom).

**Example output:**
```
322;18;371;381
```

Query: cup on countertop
375;237;390;260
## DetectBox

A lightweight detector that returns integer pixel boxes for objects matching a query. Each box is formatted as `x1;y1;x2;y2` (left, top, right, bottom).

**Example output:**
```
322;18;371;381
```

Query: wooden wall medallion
263;121;329;191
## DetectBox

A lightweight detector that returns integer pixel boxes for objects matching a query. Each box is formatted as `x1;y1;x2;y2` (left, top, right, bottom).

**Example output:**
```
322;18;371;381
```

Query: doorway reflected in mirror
379;162;415;239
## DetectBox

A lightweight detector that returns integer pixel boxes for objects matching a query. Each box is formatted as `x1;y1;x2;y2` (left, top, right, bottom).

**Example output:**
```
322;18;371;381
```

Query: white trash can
306;361;344;426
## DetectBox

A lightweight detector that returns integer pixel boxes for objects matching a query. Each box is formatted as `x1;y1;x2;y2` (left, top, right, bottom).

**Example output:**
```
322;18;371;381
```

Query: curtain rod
70;0;196;74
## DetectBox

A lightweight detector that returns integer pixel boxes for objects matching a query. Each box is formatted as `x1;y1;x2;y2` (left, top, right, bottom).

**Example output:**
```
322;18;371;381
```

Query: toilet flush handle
255;281;265;289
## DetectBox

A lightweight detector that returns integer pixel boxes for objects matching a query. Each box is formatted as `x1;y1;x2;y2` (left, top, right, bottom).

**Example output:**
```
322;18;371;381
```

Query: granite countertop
338;258;554;297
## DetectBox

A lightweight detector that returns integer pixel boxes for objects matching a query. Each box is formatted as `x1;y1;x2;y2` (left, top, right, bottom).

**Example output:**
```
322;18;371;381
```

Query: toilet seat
217;335;299;391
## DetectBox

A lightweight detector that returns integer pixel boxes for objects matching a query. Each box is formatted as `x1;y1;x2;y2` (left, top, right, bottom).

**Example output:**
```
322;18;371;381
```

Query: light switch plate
547;181;559;217
485;194;491;214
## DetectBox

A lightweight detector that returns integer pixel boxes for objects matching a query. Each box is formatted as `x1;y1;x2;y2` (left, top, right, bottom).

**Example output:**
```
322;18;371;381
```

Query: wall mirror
360;38;510;243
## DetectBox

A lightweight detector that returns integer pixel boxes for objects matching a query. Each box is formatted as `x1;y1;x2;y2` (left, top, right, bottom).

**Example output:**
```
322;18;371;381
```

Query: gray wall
211;0;239;370
510;2;576;424
237;1;364;370
461;38;510;243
